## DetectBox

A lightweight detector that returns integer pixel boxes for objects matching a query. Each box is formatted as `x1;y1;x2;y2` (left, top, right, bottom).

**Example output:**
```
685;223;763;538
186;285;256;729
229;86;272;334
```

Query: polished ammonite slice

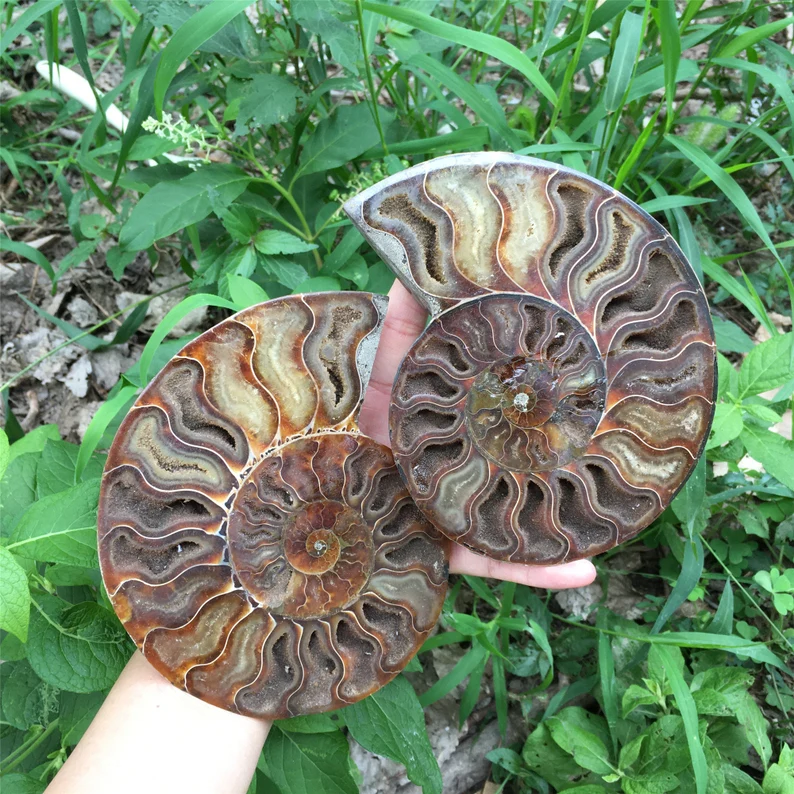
98;293;448;718
344;152;716;565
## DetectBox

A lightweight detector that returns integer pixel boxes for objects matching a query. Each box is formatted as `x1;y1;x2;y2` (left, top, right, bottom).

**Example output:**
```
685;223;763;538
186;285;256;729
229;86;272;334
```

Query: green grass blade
713;57;794;136
597;612;618;756
76;385;139;481
139;294;238;385
154;0;252;118
666;134;780;262
715;16;794;58
658;0;681;125
604;10;644;113
362;1;557;104
613;105;661;190
0;0;61;55
701;256;775;335
653;646;708;794
408;54;521;150
0;237;56;288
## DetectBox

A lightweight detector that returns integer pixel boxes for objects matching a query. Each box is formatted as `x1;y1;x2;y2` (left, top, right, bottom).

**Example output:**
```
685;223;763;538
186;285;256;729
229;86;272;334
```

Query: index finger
358;280;427;445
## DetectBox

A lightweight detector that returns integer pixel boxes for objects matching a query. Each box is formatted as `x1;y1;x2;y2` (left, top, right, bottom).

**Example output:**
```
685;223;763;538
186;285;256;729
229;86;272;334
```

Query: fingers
359;280;427;445
449;543;597;590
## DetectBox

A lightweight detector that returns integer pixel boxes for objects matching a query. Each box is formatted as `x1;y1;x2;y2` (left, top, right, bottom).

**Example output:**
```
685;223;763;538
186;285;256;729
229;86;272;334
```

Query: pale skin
45;281;596;794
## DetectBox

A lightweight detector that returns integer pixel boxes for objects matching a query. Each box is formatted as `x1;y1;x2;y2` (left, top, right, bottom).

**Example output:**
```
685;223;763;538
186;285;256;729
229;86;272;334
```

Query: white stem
35;61;197;165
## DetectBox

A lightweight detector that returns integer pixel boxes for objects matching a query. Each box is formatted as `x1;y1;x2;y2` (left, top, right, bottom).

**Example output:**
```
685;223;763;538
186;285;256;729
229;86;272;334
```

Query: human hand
359;280;597;591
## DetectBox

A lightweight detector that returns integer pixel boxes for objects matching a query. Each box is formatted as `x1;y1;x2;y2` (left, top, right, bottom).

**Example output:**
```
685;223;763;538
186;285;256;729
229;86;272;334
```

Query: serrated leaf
344;676;442;794
234;73;302;136
27;597;129;693
292;0;359;74
738;333;794;398
8;478;101;566
263;727;358;794
120;164;251;251
253;230;318;255
0;546;31;642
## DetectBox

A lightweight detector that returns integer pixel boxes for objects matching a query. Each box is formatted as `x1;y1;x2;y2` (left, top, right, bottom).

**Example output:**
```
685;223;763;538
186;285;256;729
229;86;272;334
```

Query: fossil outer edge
97;292;449;718
344;152;717;564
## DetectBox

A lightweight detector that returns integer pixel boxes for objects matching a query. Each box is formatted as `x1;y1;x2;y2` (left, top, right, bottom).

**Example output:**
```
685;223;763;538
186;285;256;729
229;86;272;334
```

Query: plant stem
0;719;60;775
355;0;389;156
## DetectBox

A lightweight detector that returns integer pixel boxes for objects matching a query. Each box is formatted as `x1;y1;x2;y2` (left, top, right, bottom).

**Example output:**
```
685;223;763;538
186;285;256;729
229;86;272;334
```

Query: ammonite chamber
345;153;716;564
98;293;448;718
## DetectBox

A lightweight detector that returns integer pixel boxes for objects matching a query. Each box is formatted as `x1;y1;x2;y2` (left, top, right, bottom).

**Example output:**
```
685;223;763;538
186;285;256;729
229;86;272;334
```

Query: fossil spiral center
227;436;376;619
474;356;559;429
284;502;348;574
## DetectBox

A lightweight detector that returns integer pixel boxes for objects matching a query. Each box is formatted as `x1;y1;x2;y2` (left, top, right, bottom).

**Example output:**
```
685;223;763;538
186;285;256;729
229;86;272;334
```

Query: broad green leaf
27;597;129;692
344;676;442;794
0;427;9;479
1;660;55;730
738;333;794;398
363;1;557;104
153;0;253;117
292;277;342;294
226;275;269;308
38;438;106;498
741;425;794;493
60;691;105;747
0;774;46;794
707;403;743;449
263;727;358;794
253;230;318;255
120;164;252;251
295;103;387;181
0;546;31;642
547;707;613;775
604;11;644;112
8;424;60;464
277;713;339;733
712;317;754;354
8;478;101;567
651;646;707;794
0;453;39;537
522;722;588;790
234;73;302;136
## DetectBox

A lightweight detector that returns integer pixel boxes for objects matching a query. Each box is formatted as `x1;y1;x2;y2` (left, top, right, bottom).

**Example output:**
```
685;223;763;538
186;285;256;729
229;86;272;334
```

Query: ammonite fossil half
98;293;448;718
345;153;716;564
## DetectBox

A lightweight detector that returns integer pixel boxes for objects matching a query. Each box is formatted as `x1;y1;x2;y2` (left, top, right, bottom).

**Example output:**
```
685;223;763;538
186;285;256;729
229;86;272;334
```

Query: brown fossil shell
345;153;716;564
98;293;448;718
